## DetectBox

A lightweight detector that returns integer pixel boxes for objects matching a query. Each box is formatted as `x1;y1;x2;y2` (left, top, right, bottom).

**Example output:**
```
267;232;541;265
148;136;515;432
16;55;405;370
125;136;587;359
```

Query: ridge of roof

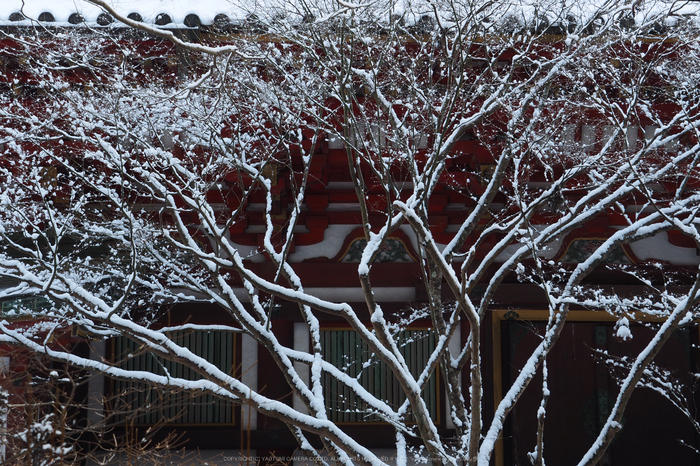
1;0;699;32
0;0;247;27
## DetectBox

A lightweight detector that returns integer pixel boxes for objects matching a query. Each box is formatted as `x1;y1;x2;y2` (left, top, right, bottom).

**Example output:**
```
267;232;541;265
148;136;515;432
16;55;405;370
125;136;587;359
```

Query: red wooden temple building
0;1;699;465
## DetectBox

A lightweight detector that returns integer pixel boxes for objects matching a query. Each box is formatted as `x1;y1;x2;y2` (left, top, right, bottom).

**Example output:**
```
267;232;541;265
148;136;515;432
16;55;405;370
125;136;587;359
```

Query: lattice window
111;330;236;425
0;295;52;317
321;329;437;423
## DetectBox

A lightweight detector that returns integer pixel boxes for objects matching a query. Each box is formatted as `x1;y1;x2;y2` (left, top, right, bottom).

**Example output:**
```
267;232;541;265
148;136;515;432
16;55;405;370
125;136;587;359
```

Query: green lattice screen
321;329;437;423
0;296;52;316
111;330;236;425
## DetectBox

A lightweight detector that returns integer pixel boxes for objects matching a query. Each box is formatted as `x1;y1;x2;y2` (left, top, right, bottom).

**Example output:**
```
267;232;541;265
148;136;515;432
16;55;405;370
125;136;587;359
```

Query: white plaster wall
240;334;258;431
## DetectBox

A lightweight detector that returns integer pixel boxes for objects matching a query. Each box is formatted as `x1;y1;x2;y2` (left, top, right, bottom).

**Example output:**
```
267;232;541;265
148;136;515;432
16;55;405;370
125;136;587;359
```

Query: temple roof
0;0;248;28
2;0;699;31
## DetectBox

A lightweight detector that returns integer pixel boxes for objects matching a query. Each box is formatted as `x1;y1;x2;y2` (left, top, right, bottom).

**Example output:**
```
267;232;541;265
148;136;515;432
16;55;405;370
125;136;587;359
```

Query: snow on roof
0;0;251;27
0;0;697;29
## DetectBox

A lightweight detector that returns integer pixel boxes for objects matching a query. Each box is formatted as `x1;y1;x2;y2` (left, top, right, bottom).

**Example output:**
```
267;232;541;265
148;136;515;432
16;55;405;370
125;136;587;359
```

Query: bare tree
1;0;700;464
0;346;200;465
